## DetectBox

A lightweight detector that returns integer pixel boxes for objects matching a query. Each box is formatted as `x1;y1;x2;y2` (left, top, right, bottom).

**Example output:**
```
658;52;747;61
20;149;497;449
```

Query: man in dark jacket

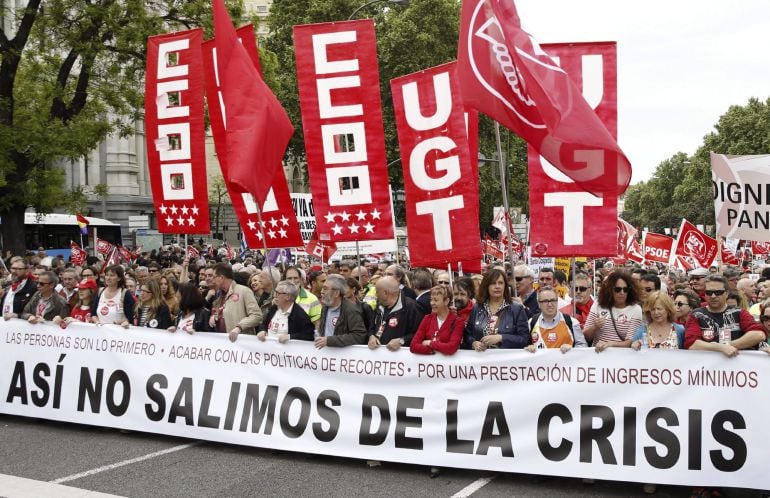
258;280;315;342
2;258;37;320
21;271;69;323
368;276;424;351
315;274;367;348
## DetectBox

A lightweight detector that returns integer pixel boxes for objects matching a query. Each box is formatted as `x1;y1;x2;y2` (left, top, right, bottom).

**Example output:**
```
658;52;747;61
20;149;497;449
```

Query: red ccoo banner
145;29;210;234
293;20;394;243
391;62;481;267
528;42;619;257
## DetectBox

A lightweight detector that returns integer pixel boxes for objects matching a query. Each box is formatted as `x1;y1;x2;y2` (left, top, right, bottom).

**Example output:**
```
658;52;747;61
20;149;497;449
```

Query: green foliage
622;97;770;233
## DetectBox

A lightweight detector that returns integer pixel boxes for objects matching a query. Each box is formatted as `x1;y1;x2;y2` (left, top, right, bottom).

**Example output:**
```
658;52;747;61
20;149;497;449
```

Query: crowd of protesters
2;244;769;491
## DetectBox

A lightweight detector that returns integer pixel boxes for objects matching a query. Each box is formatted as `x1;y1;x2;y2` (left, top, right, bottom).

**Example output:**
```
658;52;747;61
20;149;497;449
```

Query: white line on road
50;442;201;484
451;476;496;497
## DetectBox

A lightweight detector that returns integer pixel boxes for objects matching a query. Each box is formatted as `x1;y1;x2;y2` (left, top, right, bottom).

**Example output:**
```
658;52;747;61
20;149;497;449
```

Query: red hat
76;278;97;290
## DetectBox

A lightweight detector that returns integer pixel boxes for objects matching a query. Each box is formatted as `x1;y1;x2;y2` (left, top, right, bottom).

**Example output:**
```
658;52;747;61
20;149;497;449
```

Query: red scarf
10;273;32;292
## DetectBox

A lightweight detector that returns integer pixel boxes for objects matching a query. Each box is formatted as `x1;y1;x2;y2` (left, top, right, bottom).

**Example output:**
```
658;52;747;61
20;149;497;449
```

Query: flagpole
255;204;276;298
571;257;577;317
447;263;454;289
92;226;98;257
495;122;516;295
355;240;362;287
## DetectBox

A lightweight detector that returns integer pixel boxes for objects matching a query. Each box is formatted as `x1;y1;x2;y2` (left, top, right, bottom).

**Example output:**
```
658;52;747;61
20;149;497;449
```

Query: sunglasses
613;287;629;293
574;286;589;292
514;276;527;282
437;281;450;285
538;298;558;304
704;290;726;297
37;281;52;286
674;302;689;308
761;315;770;322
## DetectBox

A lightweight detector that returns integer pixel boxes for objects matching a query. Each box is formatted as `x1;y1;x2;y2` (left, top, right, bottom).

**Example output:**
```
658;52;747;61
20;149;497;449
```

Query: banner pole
448;263;454;289
255;204;276;298
495;122;516;296
571;257;577;317
92;226;98;258
356;240;362;287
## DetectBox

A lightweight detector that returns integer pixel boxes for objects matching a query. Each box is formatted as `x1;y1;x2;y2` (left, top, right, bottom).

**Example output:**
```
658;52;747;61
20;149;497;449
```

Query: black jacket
368;294;424;347
259;303;315;341
4;278;37;315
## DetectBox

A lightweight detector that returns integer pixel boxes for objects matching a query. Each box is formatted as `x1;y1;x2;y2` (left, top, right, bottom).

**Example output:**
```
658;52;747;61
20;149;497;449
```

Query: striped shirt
585;302;643;343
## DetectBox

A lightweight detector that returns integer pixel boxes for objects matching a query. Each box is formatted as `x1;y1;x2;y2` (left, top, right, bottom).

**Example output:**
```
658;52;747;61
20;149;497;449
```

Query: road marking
451;476;496;497
0;473;124;497
50;442;201;484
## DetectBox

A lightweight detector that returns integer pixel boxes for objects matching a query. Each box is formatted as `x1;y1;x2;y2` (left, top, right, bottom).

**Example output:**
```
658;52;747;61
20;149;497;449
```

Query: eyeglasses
275;291;289;296
140;288;151;293
437;281;450;285
613;287;629;293
674;302;689;308
574;286;589;292
704;289;725;296
538;298;558;304
37;281;52;286
761;315;770;322
11;266;26;271
148;269;159;273
642;287;655;292
514;276;527;282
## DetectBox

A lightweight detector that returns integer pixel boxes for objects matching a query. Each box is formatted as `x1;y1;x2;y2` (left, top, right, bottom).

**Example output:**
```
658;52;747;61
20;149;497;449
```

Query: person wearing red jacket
684;274;766;357
411;285;465;356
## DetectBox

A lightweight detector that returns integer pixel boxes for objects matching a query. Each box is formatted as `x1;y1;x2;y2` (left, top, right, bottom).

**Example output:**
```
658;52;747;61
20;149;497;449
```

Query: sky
515;0;770;184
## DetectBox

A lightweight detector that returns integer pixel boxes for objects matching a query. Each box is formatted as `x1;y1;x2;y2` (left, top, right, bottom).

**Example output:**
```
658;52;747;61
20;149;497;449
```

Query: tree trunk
0;207;26;256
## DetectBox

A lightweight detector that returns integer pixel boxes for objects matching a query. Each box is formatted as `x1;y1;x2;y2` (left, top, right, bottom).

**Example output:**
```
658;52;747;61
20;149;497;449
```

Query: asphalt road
0;414;764;498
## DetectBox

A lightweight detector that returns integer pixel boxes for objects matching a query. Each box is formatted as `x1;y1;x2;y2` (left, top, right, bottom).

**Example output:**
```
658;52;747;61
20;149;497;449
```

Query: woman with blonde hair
631;291;684;350
159;275;179;319
133;279;172;329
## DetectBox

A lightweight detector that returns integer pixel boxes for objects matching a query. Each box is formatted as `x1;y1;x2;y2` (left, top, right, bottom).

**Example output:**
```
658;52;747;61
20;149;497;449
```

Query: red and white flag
96;238;113;256
751;241;770;256
527;42;619;257
483;236;504;260
294;20;394;242
305;230;337;262
202;26;304;249
70;241;87;266
212;0;293;207
187;245;200;260
642;232;674;264
116;245;134;264
391;62;481;267
98;247;121;275
617;218;643;263
457;0;631;197
720;240;740;265
673;219;718;268
145;29;210;234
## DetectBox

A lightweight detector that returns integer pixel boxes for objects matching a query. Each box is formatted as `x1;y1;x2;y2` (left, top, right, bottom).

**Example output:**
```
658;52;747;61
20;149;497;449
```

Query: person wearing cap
688;268;708;303
21;270;69;323
55;278;97;327
684;274;766;357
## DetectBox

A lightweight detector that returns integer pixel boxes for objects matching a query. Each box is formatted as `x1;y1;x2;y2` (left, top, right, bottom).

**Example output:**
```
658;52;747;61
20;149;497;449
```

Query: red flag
617;218;643;263
98;247;120;276
391;62;481;267
483;236;504;260
457;0;631;197
116;245;134;264
673;219;718;268
70;241;87;266
305;230;337;262
720;241;740;265
642;232;674;264
96;238;113;256
751;241;770;256
212;0;293;206
187;245;200;260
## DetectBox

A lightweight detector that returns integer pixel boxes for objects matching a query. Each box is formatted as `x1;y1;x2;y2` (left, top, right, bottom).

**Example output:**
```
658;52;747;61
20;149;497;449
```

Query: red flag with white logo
70;241;87;266
673;219;718;268
212;0;293;207
720;240;740;265
457;0;631;197
617;218;643;263
116;245;134;264
751;241;770;255
483;236;504;260
305;230;337;262
391;62;481;266
187;245;200;260
201;27;303;249
145;29;210;233
642;232;674;264
294;20;394;243
527;42;619;257
96;238;113;256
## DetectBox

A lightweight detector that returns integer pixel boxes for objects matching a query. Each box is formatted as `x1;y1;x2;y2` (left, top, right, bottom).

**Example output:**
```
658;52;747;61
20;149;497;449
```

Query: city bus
24;213;122;258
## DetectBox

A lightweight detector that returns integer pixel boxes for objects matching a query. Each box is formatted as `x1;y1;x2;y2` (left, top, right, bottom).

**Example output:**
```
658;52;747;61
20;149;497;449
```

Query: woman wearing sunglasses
672;288;700;325
583;270;643;352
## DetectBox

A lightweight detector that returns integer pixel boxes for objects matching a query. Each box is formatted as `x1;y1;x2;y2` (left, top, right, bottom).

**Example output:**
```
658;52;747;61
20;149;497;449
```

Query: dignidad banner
1;320;767;489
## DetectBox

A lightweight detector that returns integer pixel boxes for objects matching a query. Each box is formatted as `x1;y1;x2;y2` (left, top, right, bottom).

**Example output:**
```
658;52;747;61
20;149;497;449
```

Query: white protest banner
712;153;770;242
1;319;767;489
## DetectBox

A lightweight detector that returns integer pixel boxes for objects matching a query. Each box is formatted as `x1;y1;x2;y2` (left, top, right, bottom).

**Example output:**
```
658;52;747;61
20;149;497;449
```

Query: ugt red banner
674;219;718;268
391;62;481;266
202;26;303;249
643;232;674;264
145;29;210;234
293;20;394;243
528;42;619;257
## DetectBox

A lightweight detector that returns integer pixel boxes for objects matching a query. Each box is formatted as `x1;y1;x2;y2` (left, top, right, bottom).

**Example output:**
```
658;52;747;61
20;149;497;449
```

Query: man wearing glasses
208;263;262;342
2;258;37;320
684;274;766;358
560;273;594;329
21;271;68;323
314;274;367;349
257;281;315;343
513;264;539;318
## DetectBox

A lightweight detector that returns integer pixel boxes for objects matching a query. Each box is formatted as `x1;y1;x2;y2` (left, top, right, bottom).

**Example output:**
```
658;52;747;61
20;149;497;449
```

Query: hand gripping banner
391;62;481;266
202;26;303;249
528;42;619;257
294;20;394;243
145;29;210;234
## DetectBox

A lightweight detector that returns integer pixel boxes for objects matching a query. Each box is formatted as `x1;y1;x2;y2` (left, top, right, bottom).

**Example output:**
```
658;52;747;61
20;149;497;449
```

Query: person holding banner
91;265;135;327
169;282;210;334
209;263;263;342
132;279;172;330
368;277;424;351
283;266;322;329
451;277;475;323
582;271;643;352
257;280;315;343
684;274;766;357
513;264;539;318
526;286;586;353
314;274;367;349
463;268;529;351
559;273;593;330
411;285;464;356
21;271;68;323
2;258;37;320
54;278;97;327
631;292;684;350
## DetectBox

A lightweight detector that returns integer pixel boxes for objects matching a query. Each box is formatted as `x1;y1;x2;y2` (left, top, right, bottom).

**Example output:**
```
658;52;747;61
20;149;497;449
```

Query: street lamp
348;0;409;20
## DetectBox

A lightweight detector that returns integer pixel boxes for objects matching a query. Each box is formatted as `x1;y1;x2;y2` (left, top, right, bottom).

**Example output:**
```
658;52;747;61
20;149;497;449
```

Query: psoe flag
712;153;770;242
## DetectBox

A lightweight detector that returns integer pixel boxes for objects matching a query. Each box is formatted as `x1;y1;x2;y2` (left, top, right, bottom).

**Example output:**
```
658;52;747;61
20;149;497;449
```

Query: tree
0;0;242;255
